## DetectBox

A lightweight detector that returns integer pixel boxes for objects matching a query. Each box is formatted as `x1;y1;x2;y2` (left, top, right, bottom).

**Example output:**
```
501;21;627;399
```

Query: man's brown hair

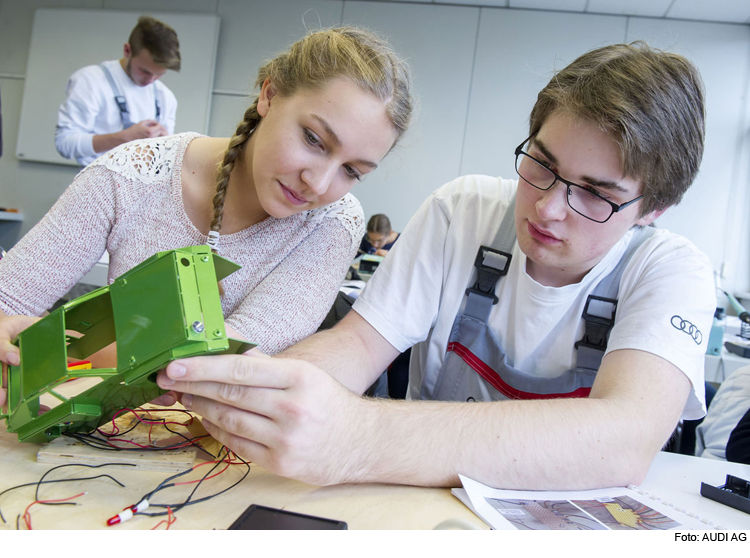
128;15;181;72
529;41;705;216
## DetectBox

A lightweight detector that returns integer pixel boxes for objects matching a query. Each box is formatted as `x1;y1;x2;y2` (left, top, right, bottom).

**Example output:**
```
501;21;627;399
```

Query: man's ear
257;78;277;118
636;207;667;227
123;43;132;59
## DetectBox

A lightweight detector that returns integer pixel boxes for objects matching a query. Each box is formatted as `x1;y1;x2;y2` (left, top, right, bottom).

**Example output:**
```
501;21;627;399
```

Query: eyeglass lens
515;153;613;222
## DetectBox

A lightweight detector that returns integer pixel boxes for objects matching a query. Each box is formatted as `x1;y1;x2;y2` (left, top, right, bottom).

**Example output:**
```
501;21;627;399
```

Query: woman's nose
301;161;337;195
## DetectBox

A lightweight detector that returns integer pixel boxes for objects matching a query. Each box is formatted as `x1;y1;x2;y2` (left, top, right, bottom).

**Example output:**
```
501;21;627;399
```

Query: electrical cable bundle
0;408;251;529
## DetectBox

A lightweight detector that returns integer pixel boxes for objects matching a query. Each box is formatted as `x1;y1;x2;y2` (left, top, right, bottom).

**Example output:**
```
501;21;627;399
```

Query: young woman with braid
0;27;414;402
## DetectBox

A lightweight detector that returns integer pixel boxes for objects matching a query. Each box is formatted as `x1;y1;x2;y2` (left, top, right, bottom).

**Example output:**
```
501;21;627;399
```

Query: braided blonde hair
208;27;413;259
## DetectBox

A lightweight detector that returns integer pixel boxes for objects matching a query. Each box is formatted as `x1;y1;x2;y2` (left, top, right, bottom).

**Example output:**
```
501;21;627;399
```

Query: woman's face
365;231;390;248
248;77;399;219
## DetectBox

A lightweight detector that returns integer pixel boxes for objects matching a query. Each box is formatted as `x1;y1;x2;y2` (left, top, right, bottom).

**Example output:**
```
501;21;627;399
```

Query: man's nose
535;180;569;220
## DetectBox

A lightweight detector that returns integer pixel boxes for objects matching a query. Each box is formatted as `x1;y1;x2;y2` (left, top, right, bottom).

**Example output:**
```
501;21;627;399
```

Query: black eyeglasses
514;136;643;223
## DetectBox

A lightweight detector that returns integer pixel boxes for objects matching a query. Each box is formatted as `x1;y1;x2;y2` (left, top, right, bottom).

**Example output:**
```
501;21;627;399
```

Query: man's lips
280;183;308;205
527;222;561;244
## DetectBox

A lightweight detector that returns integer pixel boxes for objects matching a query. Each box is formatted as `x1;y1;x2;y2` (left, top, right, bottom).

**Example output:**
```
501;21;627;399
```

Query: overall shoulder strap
153;83;161;119
574;226;658;371
99;63;133;129
463;194;517;322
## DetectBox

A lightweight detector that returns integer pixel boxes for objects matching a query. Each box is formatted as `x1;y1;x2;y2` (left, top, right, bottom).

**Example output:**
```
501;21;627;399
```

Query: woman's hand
0;314;40;367
0;313;41;407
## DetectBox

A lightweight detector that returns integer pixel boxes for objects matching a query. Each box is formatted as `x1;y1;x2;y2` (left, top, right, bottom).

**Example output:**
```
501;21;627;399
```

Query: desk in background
705;316;750;384
705;348;749;384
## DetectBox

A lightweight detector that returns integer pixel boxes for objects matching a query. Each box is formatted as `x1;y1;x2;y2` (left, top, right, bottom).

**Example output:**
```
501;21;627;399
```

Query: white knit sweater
0;133;364;354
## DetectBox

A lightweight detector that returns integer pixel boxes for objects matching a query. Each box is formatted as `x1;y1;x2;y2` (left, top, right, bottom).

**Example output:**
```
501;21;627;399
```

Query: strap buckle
115;95;129;114
464;246;512;305
575;295;617;351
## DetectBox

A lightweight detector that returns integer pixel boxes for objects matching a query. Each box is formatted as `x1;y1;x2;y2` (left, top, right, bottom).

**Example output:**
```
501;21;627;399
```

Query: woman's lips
527;222;561;245
280;182;308;205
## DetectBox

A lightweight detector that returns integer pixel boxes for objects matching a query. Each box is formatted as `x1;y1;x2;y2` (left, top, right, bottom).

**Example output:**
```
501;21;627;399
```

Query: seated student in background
157;41;715;491
359;214;400;256
0;27;414;407
726;407;750;464
55;16;181;166
696;365;750;465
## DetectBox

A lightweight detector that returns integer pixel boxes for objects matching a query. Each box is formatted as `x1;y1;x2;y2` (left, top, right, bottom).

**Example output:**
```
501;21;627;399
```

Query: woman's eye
344;164;362;181
304;129;321;146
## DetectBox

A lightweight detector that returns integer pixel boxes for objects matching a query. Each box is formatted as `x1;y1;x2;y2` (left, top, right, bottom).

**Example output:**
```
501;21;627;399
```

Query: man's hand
156;351;369;486
93;120;169;154
123;119;169;141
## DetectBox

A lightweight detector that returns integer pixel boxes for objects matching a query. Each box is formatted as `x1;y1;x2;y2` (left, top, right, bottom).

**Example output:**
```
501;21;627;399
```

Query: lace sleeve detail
87;133;195;184
303;193;365;247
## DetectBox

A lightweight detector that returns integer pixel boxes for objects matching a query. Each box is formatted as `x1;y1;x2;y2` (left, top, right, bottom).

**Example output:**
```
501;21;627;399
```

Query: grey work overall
99;63;161;129
430;195;656;402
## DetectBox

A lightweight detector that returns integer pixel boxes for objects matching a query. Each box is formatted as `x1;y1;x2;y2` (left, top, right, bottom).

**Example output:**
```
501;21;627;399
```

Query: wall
1;0;749;293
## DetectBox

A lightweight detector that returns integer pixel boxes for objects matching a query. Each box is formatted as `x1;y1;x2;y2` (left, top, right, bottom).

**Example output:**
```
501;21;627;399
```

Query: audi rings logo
671;315;702;344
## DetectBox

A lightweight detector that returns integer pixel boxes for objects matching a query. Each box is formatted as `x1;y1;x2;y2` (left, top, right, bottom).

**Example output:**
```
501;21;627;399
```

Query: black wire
138;447;251;517
0;463;133;524
34;463;133;504
76;408;218;460
94;409;197;438
64;431;211;453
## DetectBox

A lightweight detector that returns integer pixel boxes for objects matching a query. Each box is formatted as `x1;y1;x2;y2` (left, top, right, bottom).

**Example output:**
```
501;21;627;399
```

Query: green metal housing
1;246;254;444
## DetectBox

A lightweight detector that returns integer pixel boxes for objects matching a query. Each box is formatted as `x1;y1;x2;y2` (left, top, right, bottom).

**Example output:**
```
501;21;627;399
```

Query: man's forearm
278;326;381;394
345;397;644;488
92;130;129;154
340;349;690;489
277;311;400;394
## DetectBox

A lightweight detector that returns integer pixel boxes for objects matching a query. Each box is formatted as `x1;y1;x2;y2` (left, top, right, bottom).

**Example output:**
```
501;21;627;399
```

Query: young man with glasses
156;42;715;490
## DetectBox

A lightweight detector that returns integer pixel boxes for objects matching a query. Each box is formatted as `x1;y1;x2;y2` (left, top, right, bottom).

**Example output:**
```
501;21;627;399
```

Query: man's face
514;111;663;287
123;44;167;86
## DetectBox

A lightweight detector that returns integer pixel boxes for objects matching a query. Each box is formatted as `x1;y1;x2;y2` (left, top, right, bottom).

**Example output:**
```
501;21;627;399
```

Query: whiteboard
16;8;219;166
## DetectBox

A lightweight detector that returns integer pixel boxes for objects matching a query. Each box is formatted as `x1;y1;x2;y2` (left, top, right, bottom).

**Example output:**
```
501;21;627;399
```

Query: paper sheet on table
454;474;711;530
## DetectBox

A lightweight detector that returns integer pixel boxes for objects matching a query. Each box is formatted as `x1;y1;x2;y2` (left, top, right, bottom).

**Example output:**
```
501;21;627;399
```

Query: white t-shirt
55;59;177;166
354;175;715;420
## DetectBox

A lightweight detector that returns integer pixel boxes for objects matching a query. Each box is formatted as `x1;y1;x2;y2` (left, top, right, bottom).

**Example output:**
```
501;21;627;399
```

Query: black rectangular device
228;504;348;530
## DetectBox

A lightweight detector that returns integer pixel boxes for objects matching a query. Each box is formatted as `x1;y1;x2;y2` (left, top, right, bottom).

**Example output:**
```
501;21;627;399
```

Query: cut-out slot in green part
0;246;255;444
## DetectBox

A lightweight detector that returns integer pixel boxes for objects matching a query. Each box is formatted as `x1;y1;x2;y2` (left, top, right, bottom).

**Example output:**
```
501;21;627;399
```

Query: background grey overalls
99;63;161;130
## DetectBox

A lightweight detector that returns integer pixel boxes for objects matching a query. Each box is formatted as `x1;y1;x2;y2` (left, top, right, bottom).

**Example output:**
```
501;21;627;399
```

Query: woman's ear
257;78;277;118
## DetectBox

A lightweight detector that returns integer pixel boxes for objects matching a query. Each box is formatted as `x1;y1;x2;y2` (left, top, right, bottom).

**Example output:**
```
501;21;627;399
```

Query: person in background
157;41;715;491
0;27;414;408
55;15;181;166
696;365;750;465
359;213;400;256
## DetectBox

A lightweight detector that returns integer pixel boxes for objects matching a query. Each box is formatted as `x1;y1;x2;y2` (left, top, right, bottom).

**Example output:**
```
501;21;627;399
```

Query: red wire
151;506;176;530
22;492;85;530
171;447;246;487
98;408;196;437
93;435;210;450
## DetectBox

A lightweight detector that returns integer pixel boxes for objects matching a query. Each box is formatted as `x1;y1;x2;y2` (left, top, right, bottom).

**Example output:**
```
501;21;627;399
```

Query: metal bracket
2;245;255;443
